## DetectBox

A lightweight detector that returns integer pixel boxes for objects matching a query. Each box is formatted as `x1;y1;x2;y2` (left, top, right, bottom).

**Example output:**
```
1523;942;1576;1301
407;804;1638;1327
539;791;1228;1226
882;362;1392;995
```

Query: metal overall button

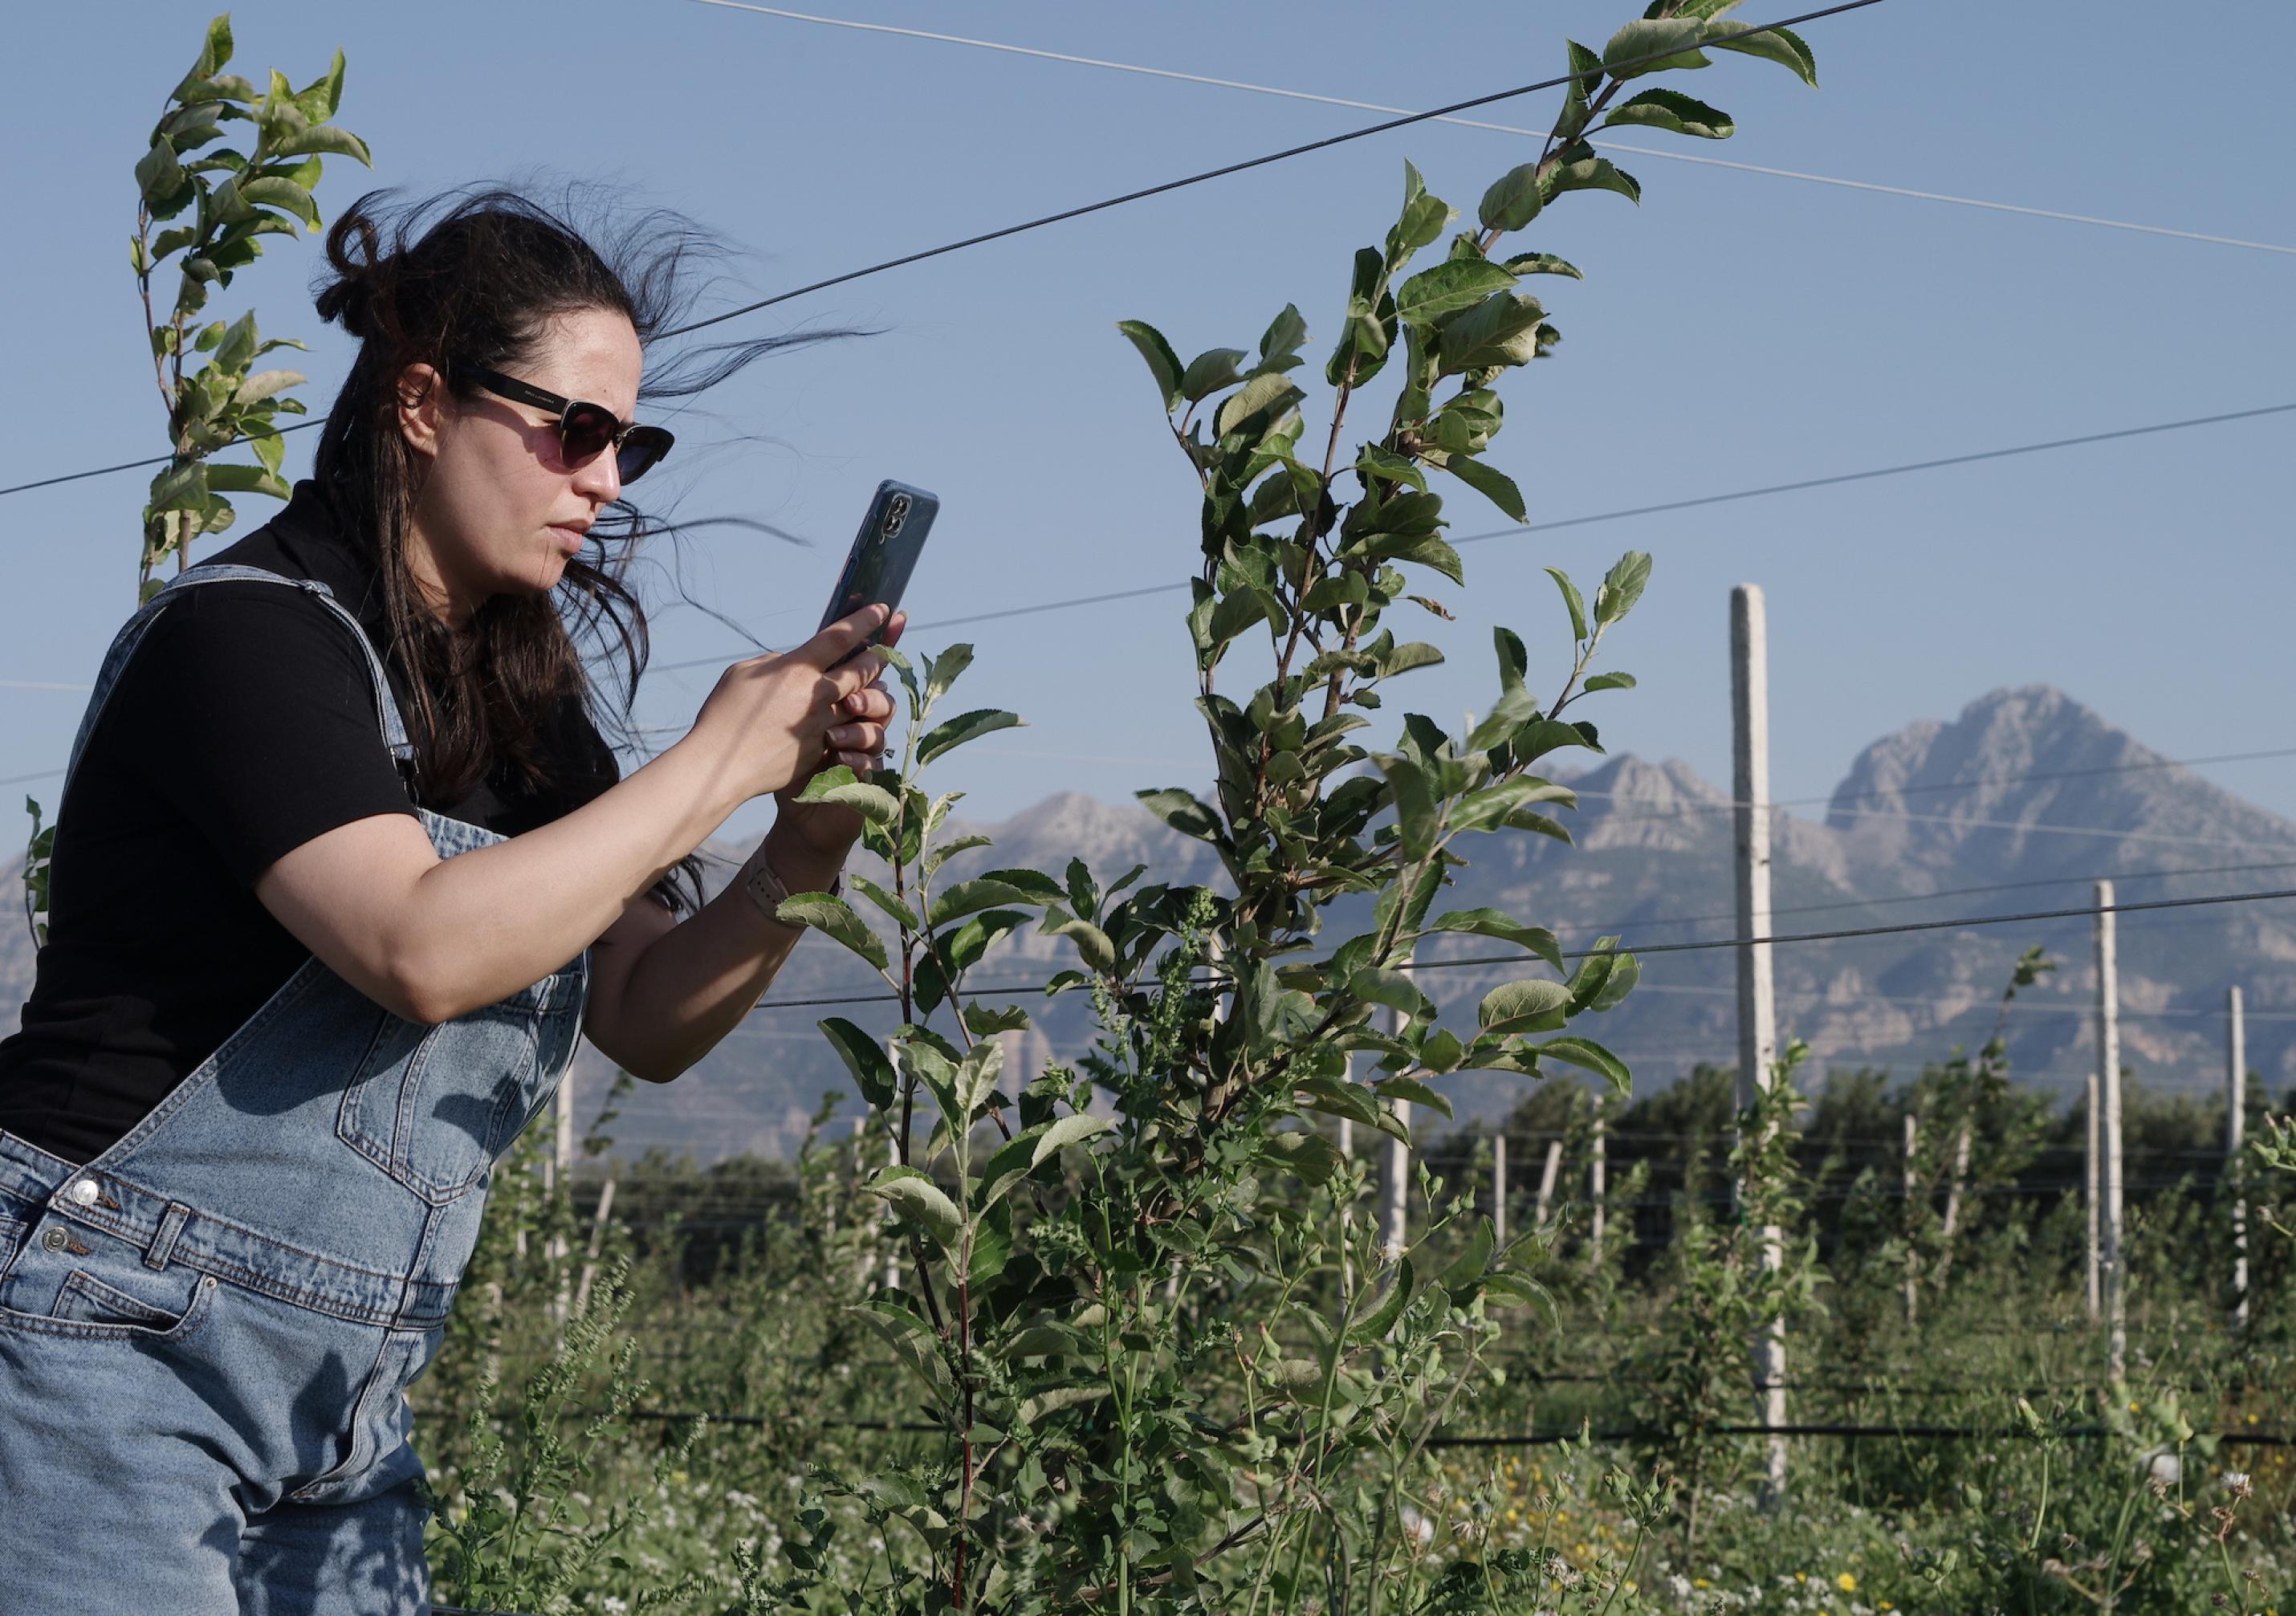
42;1228;70;1252
67;1179;100;1207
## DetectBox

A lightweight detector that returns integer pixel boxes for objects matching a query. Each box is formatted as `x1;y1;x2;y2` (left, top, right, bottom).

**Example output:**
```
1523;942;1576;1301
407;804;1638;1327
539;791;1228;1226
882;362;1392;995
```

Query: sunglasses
453;361;675;484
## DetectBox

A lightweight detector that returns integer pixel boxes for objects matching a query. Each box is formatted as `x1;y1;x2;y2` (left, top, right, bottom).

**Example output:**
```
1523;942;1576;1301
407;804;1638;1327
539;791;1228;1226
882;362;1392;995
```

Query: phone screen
818;481;940;633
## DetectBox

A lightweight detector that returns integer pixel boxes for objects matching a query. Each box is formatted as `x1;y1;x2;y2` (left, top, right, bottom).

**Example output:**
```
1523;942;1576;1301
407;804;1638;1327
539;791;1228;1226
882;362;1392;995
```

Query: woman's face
399;305;644;625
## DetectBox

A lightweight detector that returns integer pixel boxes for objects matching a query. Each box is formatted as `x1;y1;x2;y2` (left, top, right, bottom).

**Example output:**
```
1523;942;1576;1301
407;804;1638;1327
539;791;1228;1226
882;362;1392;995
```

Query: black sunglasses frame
452;361;675;484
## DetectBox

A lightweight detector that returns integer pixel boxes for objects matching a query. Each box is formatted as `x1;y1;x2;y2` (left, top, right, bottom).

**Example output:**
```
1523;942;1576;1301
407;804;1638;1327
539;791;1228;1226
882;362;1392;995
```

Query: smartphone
817;479;939;637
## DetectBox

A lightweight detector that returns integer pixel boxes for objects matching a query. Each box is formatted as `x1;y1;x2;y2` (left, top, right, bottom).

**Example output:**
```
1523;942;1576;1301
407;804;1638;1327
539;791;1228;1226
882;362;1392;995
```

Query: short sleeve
109;583;420;885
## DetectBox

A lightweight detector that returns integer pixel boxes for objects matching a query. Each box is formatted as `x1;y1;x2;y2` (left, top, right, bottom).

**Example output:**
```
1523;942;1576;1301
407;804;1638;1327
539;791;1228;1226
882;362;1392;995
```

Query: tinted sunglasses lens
617;426;674;484
557;402;620;465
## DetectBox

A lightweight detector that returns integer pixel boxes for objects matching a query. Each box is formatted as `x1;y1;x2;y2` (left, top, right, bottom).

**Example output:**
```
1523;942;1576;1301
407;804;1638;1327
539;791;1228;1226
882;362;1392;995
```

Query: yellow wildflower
1838;1573;1859;1594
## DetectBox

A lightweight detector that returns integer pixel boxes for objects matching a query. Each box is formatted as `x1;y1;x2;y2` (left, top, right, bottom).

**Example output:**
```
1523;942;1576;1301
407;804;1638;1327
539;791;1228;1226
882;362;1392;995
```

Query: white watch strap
743;853;840;923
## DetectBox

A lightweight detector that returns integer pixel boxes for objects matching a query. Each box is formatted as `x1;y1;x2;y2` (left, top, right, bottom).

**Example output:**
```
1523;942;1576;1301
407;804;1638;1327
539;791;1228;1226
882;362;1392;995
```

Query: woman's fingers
837;686;897;723
827;722;886;756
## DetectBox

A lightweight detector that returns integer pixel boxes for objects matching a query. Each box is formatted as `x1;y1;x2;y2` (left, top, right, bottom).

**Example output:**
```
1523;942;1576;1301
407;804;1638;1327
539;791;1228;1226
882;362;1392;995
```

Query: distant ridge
6;686;2294;1158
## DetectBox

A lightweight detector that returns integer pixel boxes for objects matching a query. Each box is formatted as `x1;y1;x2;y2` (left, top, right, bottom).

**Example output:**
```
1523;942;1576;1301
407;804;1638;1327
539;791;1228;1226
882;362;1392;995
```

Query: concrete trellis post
2229;985;2249;1330
1902;1113;1919;1325
1589;1103;1607;1264
2085;1069;2102;1323
1732;583;1789;1506
1382;985;1412;1263
2096;881;2126;1379
1492;1133;1508;1246
1534;1138;1562;1230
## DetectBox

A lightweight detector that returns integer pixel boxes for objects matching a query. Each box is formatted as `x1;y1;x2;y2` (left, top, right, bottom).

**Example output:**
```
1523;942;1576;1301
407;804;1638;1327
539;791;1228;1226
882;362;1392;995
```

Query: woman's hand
682;605;902;811
774;610;906;857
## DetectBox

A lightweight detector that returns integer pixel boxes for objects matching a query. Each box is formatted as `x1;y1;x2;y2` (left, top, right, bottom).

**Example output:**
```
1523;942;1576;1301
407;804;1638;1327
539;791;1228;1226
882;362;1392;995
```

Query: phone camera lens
882;495;910;539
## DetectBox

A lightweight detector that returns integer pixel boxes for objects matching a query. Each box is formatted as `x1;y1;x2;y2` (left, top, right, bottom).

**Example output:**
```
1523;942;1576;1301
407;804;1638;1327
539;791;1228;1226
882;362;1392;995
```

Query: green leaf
1601;88;1736;140
794;767;901;825
240;176;317;228
960;1002;1029;1036
1543;148;1642;207
776;892;889;971
1137;788;1223;842
974;1128;1044;1212
1704;20;1818;87
1594;550;1653;626
271;124;372;164
868;1167;963;1251
852;1297;956;1402
849;873;919;930
1590;950;1640;1012
134;140;185;206
1032;1113;1114;1167
1348;1256;1414;1343
230;368;303;407
1264;1130;1342;1186
1602;16;1711;77
295;48;348;121
1545;567;1589;641
202;463;290;499
1424;909;1563;970
1327;246;1397;388
918;707;1022;766
1439;1215;1496;1300
1215;372;1302;438
146;461;208;514
1349;966;1435;1022
1443;455;1525;522
1042;911;1117;973
955;1037;1005;1115
1395;258;1517;326
1256;303;1309;370
1179;348;1248;402
1365;531;1464;585
1536;1035;1633;1094
1463;684;1539;753
912;644;971;711
1436;293;1547;374
1583;671;1637;693
1356;445;1427;494
1501;251;1584;280
1553;38;1603;144
820;1017;896;1109
1374;1076;1452;1119
1384;160;1453;263
1116;319;1185;412
1294;1075;1380;1129
1478;979;1573;1036
1376;755;1438;861
914;910;1028;1016
1020;1383;1109;1424
927;877;1046;930
1477;164;1544;234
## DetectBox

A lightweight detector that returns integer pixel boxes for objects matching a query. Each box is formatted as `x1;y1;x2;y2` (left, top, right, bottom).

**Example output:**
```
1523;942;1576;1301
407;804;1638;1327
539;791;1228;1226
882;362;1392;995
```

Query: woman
0;188;903;1609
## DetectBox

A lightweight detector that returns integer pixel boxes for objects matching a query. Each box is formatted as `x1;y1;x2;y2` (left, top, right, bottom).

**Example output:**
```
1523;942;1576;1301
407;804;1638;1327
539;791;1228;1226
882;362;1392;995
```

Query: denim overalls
0;564;588;1612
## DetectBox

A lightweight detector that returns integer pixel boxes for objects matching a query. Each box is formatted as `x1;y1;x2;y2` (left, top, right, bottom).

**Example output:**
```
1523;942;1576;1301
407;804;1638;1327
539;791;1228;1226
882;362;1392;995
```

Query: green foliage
22;14;372;944
718;6;1840;1606
19;797;53;948
130;13;373;596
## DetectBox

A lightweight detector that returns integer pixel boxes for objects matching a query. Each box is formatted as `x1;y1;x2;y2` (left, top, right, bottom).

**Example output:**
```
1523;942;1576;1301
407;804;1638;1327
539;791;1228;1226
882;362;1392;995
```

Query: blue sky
6;0;2294;847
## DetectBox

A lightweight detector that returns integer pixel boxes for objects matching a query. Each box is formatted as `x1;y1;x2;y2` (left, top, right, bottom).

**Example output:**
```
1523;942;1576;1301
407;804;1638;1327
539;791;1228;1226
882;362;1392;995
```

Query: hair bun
316;268;375;339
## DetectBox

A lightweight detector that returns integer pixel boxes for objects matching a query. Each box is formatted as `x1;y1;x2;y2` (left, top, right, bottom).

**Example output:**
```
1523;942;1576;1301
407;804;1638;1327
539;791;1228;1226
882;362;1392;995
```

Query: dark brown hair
310;183;834;912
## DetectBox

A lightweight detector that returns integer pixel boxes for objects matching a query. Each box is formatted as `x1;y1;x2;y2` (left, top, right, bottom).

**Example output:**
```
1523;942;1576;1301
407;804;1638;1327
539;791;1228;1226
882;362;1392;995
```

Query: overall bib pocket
336;961;585;1204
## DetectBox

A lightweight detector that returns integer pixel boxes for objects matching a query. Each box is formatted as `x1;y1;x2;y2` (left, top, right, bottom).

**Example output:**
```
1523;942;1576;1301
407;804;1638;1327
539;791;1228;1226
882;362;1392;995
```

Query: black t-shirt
0;480;619;1165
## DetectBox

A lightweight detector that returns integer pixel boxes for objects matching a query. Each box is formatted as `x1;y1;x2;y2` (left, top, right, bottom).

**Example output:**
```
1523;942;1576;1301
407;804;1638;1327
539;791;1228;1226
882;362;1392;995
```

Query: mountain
6;685;2291;1159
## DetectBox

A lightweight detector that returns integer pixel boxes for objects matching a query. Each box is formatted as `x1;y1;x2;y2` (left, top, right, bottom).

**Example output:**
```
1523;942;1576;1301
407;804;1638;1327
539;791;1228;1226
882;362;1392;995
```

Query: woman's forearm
393;733;747;1020
596;826;853;1081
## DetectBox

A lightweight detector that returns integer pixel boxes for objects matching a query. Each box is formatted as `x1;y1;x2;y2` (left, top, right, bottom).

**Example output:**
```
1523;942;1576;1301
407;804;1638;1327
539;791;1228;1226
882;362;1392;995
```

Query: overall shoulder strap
58;564;417;808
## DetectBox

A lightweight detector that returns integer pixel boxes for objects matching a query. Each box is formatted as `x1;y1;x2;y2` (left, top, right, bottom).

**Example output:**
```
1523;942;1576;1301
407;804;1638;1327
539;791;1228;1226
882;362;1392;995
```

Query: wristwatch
743;849;841;926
